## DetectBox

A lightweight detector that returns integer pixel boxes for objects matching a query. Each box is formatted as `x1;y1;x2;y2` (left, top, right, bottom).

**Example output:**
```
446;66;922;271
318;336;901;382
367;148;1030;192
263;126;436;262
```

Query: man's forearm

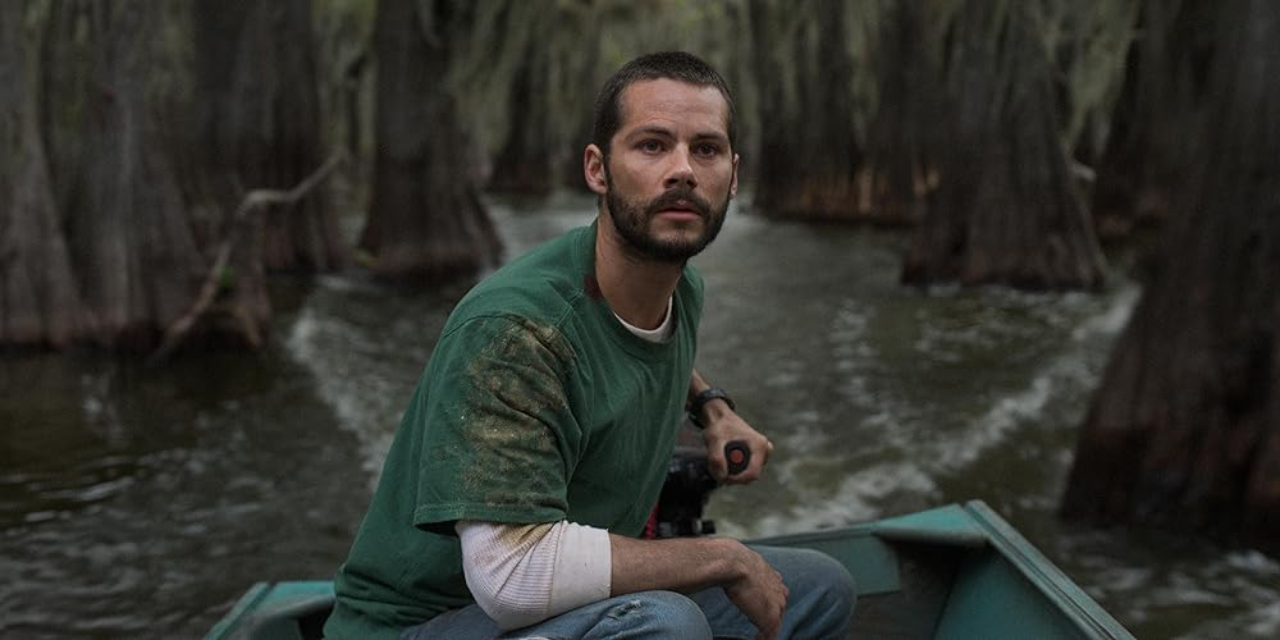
610;532;790;636
609;533;744;596
688;368;712;403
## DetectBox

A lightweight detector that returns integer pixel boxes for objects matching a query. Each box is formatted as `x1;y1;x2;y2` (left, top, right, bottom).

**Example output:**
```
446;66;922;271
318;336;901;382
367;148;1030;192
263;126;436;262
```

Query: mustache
645;187;711;218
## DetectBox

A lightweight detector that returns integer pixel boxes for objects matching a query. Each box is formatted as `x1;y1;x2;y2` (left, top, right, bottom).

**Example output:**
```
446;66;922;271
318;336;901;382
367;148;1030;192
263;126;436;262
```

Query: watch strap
687;387;735;429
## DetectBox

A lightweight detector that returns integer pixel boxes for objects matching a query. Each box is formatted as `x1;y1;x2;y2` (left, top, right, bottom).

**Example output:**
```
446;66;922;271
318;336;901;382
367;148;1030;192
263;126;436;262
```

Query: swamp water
3;194;1278;639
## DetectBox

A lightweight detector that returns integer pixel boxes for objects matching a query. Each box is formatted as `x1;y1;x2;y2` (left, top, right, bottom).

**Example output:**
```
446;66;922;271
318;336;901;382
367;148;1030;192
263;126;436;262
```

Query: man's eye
695;144;721;157
640;140;664;153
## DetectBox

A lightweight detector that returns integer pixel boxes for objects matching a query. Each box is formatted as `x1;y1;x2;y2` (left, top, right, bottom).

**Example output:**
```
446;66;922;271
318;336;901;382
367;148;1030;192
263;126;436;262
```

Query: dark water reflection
2;192;1277;639
1;351;368;638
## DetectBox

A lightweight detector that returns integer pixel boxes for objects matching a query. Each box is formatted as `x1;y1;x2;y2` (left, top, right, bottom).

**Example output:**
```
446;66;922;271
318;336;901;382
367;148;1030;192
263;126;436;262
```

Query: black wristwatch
687;387;735;429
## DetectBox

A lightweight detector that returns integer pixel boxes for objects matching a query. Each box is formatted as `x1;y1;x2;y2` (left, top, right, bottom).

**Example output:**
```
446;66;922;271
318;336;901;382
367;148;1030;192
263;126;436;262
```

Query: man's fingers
755;603;785;640
737;437;769;481
708;448;728;481
748;569;788;639
704;428;772;484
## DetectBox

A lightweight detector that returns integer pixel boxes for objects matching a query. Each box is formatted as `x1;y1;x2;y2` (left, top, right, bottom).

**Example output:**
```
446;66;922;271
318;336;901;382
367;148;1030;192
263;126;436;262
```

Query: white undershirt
456;520;612;630
456;297;674;630
613;295;675;343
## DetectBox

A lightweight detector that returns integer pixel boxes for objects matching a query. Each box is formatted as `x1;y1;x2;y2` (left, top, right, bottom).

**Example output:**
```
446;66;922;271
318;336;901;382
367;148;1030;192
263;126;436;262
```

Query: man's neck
594;213;685;330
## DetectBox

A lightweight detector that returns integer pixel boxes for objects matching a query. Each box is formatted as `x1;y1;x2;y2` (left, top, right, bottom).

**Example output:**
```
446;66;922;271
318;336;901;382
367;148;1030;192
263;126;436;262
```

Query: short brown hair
591;51;737;158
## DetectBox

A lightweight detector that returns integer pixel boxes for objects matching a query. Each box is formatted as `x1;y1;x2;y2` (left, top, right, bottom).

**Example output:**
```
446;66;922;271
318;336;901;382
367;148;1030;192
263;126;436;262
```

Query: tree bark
361;0;501;285
1089;0;1217;239
193;0;347;273
748;0;866;220
0;0;93;348
38;0;91;219
863;0;941;225
57;1;210;350
901;0;1107;290
556;17;602;193
485;42;556;196
1062;0;1280;554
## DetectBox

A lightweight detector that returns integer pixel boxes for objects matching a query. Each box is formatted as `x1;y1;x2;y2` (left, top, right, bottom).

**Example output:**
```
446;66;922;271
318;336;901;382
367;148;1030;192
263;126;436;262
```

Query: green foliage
753;0;879;137
448;0;751;157
216;265;236;291
312;0;375;154
1041;0;1141;154
313;0;375;27
17;0;1172;215
299;0;1142;191
151;3;196;120
448;0;554;153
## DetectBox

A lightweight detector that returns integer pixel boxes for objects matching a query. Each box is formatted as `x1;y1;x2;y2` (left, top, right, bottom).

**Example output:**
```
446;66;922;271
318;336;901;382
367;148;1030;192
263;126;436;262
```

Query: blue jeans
401;545;856;639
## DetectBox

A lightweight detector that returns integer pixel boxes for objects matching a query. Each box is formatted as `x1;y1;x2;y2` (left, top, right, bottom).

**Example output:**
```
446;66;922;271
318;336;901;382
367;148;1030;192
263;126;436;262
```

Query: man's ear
584;144;608;196
730;153;740;198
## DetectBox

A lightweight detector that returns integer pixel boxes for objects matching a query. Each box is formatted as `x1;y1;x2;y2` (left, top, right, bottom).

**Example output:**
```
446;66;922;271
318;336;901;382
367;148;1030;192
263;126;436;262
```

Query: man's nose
664;146;697;190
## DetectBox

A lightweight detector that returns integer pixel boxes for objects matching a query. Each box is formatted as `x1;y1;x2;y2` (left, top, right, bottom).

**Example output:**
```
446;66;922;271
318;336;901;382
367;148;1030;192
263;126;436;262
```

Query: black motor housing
653;444;720;538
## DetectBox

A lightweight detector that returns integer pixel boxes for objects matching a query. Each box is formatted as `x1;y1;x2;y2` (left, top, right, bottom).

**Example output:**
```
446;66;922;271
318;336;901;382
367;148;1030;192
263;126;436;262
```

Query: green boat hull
206;500;1133;640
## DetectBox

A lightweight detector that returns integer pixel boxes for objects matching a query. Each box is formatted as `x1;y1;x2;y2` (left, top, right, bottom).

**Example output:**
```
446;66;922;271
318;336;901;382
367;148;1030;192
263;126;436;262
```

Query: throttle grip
725;440;751;475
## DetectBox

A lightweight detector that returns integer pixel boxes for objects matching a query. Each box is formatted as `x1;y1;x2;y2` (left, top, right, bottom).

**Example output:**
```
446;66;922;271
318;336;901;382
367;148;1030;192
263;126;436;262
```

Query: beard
604;170;730;264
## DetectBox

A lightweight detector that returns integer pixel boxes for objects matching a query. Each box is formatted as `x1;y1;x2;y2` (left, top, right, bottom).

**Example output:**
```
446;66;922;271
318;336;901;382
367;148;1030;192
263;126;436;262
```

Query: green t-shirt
324;224;704;639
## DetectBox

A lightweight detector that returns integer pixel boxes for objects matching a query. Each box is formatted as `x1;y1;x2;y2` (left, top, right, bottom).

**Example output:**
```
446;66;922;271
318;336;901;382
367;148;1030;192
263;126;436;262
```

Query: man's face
595;79;739;263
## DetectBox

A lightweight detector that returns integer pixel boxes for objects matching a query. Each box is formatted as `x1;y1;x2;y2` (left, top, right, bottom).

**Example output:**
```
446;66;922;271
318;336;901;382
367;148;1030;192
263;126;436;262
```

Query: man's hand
610;535;789;640
723;540;790;640
700;403;773;484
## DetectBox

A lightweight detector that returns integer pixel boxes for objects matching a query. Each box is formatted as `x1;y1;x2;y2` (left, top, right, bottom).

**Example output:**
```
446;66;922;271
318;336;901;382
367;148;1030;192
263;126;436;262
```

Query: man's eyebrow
624;126;729;143
625;125;677;140
691;131;730;144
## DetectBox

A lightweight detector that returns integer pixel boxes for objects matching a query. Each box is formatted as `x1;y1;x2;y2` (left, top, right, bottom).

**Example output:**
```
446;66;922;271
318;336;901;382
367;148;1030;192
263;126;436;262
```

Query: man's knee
825;556;857;617
800;549;857;636
813;549;856;604
755;546;857;636
596;590;712;639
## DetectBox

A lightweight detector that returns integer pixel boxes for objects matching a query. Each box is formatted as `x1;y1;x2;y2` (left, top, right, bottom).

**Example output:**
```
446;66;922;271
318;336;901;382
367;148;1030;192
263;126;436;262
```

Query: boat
205;500;1134;639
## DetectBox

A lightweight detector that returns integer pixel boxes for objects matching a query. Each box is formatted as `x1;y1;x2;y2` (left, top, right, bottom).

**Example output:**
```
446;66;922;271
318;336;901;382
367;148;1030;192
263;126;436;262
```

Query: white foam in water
1246;602;1280;637
914;282;1142;475
1104;546;1280;640
732;461;937;538
1226;551;1280;574
945;372;1055;468
286;306;403;488
1171;598;1280;640
1074;282;1140;340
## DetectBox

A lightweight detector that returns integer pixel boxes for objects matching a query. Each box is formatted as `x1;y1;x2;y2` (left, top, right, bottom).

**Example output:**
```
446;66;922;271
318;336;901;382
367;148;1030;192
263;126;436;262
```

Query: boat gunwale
205;501;1135;640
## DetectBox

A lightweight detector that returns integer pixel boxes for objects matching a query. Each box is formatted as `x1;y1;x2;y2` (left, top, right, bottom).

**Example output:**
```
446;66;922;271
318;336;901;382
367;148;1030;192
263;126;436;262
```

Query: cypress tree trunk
1062;0;1280;554
193;0;346;273
485;40;556;196
557;23;602;192
0;0;93;348
1090;0;1216;238
361;0;501;285
38;0;91;219
748;0;865;220
863;0;940;225
58;0;208;350
902;0;1107;290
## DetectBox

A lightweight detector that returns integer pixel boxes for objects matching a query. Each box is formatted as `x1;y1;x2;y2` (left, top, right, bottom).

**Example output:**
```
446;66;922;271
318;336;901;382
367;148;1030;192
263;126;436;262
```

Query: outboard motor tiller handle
725;440;751;476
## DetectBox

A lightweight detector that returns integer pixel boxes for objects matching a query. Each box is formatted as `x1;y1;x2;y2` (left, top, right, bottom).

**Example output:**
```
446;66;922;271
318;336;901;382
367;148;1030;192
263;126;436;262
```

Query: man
325;51;855;640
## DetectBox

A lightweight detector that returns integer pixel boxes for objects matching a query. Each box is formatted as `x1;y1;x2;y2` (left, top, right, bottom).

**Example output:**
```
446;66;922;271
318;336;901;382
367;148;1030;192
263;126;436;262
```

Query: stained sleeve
412;315;582;530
